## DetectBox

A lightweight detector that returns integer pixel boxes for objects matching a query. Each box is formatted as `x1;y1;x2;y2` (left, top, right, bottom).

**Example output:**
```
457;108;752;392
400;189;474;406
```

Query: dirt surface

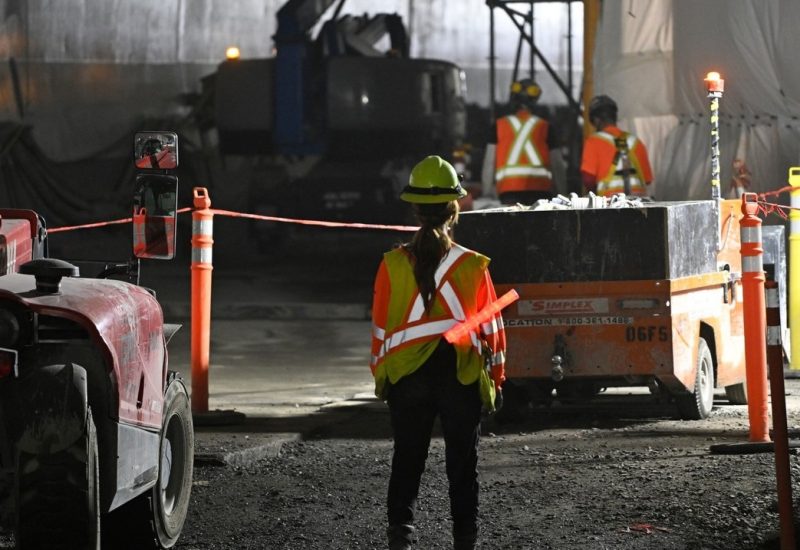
0;386;798;549
175;385;800;550
0;246;797;549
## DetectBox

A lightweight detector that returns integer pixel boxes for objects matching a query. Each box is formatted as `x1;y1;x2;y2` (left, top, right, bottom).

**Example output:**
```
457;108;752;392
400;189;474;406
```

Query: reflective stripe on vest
379;245;475;363
408;246;467;321
378;318;458;363
595;131;646;196
371;324;385;368
496;165;552;180
374;246;488;370
496;115;552;181
507;116;540;166
378;305;486;365
371;246;501;409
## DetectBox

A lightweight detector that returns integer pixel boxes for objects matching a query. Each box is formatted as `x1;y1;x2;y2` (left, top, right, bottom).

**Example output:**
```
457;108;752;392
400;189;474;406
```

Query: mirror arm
128;256;140;285
95;258;140;284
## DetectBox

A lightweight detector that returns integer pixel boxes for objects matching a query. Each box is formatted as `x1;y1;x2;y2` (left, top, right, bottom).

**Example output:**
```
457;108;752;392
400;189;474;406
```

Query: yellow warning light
704;71;724;93
225;47;241;60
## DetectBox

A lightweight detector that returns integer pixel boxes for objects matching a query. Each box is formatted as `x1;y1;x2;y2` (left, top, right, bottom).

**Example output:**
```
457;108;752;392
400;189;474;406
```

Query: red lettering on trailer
520;298;609;316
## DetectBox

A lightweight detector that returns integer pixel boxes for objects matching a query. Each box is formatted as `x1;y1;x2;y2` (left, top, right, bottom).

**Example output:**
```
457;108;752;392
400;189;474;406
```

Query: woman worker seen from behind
370;155;507;550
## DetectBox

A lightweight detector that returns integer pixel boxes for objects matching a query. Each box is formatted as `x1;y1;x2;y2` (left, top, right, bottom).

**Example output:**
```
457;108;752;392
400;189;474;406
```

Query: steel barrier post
766;280;796;549
740;192;770;442
705;71;724;251
191;187;213;414
789;167;800;370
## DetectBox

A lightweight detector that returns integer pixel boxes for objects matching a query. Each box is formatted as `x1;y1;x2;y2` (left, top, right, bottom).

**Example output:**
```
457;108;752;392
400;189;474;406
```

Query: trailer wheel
103;375;193;549
676;337;715;420
724;382;747;405
15;409;100;549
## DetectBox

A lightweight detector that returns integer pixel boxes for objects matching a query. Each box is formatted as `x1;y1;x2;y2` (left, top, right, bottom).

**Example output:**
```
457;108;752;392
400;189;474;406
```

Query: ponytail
405;201;459;314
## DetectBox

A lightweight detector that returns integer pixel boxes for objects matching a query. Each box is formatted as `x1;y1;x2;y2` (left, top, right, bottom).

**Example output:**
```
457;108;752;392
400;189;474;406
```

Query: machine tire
724;382;748;405
102;375;193;549
15;409;100;550
676;338;715;420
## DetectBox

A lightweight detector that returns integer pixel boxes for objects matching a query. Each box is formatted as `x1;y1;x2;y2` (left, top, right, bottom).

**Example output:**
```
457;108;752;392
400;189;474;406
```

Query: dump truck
204;0;467;237
457;197;776;420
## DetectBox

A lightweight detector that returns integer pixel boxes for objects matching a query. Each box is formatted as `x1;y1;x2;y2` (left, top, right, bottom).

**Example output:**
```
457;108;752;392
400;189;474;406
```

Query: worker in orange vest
581;95;653;197
492;78;555;205
370;155;507;550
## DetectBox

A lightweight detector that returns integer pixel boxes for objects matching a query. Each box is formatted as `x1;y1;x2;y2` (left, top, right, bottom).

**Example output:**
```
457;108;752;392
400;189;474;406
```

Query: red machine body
0;274;166;429
0;131;192;550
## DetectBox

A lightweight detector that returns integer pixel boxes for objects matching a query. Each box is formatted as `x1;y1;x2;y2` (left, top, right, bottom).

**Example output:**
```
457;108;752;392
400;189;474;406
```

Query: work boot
387;524;414;550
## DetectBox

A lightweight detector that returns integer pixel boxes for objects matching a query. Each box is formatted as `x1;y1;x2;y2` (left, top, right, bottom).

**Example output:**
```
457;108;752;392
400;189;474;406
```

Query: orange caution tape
754;184;800;219
42;181;800;234
48;207;417;234
207;208;417;232
48;208;192;233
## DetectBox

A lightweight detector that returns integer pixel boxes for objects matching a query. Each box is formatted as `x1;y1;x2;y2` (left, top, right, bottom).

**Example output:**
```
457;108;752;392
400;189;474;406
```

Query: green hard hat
401;155;467;204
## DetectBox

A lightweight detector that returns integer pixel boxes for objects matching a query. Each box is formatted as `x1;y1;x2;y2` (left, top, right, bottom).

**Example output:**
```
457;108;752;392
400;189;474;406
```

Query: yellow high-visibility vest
371;244;504;408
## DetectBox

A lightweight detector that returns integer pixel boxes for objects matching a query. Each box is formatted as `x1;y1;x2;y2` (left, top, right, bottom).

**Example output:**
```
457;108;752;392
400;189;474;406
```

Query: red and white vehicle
0;131;193;549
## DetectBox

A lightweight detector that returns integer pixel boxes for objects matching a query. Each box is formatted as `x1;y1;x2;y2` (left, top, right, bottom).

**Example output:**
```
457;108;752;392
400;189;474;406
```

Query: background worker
581;94;653;197
488;78;557;205
729;158;752;198
370;155;507;550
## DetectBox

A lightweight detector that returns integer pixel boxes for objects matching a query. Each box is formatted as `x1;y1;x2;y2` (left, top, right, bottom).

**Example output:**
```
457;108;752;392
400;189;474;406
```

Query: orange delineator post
740;193;770;442
766;280;795;550
191;187;213;414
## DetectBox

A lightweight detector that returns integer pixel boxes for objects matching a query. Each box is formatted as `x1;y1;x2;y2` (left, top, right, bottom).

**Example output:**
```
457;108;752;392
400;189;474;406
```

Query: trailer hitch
551;355;565;382
551;334;567;382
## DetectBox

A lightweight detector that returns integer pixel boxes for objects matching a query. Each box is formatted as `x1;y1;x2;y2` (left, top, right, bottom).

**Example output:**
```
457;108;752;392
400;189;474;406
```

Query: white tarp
594;0;800;201
0;0;581;160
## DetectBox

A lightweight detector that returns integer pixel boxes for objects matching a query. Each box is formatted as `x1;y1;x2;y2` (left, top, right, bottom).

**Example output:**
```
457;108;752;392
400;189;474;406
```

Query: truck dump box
456;200;718;283
457;199;748;419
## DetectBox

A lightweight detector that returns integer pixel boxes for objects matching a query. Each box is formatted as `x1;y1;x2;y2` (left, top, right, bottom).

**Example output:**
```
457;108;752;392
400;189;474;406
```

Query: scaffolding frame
486;0;581;122
486;0;586;193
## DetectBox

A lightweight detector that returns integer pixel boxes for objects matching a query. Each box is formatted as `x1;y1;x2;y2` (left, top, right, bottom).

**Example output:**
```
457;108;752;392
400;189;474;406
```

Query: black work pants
386;340;483;539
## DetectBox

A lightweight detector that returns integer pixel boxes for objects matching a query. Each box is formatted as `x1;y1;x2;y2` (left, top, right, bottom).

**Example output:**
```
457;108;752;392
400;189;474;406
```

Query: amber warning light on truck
226;46;241;60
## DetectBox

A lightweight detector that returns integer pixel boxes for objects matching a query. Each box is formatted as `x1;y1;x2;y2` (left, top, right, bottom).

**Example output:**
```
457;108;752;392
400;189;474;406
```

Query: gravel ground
1;389;798;549
176;391;800;550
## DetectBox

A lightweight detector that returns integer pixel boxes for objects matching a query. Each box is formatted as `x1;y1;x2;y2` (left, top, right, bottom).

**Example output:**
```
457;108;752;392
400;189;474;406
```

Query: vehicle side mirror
133;174;178;260
134;131;178;170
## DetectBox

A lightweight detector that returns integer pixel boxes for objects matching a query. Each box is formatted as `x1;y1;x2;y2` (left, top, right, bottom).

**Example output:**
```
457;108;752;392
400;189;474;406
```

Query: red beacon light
705;71;724;94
